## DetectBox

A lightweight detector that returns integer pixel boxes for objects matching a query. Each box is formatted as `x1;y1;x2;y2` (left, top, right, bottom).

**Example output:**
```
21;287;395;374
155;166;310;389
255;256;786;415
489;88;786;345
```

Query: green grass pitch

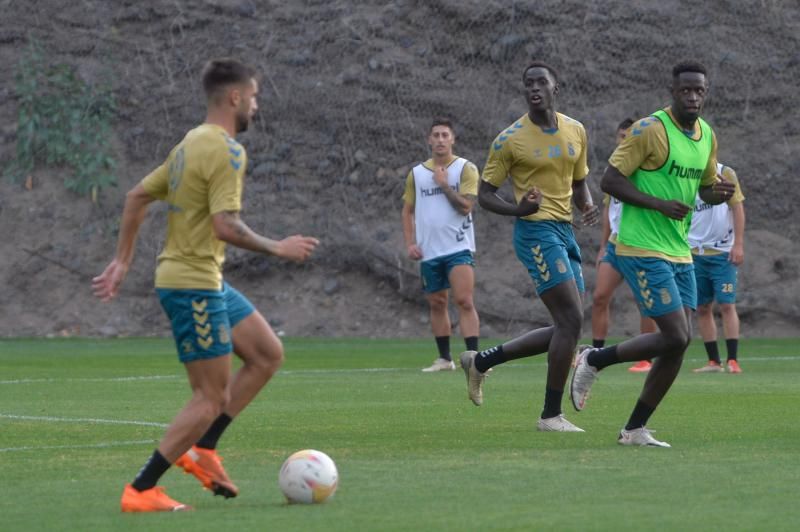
1;337;798;530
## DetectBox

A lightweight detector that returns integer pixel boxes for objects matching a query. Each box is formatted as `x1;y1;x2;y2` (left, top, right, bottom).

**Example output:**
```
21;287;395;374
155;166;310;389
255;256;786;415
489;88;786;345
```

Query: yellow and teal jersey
481;112;589;222
141;123;247;290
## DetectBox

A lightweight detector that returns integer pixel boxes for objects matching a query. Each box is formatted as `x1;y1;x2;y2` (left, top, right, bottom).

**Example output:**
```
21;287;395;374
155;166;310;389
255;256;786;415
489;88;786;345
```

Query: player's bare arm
730;201;745;265
433;165;475;216
401;202;423;260
211;211;319;262
571;179;599;226
478;180;541;217
602;164;691;220
92;184;157;302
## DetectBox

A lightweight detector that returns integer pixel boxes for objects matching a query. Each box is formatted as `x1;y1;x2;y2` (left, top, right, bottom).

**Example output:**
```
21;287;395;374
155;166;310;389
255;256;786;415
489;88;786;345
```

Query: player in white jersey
590;119;657;372
402;117;481;372
689;163;746;373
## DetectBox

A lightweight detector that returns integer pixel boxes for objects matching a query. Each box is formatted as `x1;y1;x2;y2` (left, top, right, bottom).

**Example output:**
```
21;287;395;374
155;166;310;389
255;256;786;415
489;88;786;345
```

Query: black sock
625;400;656;431
131;449;171;491
435;336;451;361
196;413;233;450
725;339;738;361
586;345;619;371
541;387;563;419
592;338;605;348
465;336;479;352
474;345;506;373
704;341;721;363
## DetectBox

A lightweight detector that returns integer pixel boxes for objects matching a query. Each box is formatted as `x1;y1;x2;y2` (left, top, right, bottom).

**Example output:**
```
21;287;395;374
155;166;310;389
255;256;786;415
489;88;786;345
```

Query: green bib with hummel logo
618;109;713;258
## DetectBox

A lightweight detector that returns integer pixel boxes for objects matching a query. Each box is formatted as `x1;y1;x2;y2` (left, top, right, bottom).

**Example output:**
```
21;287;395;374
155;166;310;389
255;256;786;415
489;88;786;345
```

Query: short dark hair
201;58;255;98
522;60;558;83
430;116;454;134
672;61;707;79
617;118;634;131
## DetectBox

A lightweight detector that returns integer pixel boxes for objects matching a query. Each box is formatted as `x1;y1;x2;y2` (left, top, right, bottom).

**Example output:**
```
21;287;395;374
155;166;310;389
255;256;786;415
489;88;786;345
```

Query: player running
570;61;736;447
93;58;319;511
460;60;599;432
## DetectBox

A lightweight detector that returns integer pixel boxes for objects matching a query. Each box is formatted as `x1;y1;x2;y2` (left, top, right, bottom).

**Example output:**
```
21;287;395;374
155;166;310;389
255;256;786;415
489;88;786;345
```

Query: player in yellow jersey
570;61;736;447
459;61;599;433
93;58;319;512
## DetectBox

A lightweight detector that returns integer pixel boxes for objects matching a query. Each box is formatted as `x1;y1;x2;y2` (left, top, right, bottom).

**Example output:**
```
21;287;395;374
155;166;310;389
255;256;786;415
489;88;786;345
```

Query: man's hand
729;243;744;265
92;259;129;302
433;166;448;188
712;176;736;202
407;244;423;260
516;187;542;217
581;203;600;227
276;235;320;262
656;199;692;220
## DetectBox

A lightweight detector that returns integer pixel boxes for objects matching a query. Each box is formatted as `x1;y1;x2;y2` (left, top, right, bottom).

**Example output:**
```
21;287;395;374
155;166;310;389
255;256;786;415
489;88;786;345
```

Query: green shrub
7;39;117;202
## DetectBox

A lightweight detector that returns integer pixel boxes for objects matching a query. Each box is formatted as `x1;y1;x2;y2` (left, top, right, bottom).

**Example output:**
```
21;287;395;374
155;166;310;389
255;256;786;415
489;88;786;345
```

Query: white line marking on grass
1;356;797;386
0;375;181;385
0;439;157;453
0;414;168;428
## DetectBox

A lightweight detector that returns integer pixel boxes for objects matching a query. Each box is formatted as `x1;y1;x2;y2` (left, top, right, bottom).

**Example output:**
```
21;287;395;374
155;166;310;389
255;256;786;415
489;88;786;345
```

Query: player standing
570;61;736;447
402;117;481;372
690;163;746;373
93;58;319;511
460;61;599;432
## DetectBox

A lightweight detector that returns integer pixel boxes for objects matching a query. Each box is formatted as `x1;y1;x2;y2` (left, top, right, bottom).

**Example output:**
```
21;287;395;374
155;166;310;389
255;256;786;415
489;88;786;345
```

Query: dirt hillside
1;1;798;339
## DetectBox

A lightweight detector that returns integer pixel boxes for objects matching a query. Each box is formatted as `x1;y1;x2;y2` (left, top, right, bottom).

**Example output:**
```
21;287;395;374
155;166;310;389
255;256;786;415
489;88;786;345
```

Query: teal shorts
616;256;697;317
693;253;737;305
513;219;584;295
600;241;621;273
156;281;255;363
420;249;474;294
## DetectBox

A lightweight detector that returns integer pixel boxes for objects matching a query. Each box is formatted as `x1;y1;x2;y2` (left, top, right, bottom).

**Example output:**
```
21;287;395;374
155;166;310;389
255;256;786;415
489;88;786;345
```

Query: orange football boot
727;360;742;373
175;446;239;498
120;484;191;512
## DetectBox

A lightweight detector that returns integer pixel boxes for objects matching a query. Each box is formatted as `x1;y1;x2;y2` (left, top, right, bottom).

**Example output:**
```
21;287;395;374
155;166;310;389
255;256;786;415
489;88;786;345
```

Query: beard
235;112;250;133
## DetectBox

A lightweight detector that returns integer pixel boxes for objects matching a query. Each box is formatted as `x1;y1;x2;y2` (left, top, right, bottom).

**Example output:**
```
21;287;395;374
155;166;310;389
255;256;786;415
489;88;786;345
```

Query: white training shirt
688;163;735;254
412;158;476;260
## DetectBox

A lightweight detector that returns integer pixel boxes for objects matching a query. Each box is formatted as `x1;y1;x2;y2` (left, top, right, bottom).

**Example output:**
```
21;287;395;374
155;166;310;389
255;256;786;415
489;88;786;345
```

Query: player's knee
591;289;611;307
428;295;448;313
257;339;284;372
719;304;737;317
661;330;691;355
696;304;712;318
453;294;474;312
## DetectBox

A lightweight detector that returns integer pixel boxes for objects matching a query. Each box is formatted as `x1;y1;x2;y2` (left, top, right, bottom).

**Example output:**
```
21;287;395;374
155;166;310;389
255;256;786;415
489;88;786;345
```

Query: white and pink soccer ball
278;449;339;504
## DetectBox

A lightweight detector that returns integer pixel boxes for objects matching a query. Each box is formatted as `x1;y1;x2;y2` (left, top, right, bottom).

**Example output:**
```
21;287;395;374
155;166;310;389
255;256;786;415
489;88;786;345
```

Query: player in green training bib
569;61;736;447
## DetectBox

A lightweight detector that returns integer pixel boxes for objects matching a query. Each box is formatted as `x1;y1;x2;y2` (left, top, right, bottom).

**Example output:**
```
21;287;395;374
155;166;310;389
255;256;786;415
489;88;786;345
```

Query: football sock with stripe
131;449;171;491
586;345;619;370
474;345;506;373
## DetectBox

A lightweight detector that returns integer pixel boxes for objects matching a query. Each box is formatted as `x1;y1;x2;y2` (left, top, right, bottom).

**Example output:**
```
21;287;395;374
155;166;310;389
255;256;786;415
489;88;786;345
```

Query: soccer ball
278;449;339;504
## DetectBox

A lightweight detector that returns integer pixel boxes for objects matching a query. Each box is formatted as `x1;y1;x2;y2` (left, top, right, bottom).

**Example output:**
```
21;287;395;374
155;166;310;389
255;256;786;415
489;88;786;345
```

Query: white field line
0;414;168;428
0;355;797;386
0;439;157;453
